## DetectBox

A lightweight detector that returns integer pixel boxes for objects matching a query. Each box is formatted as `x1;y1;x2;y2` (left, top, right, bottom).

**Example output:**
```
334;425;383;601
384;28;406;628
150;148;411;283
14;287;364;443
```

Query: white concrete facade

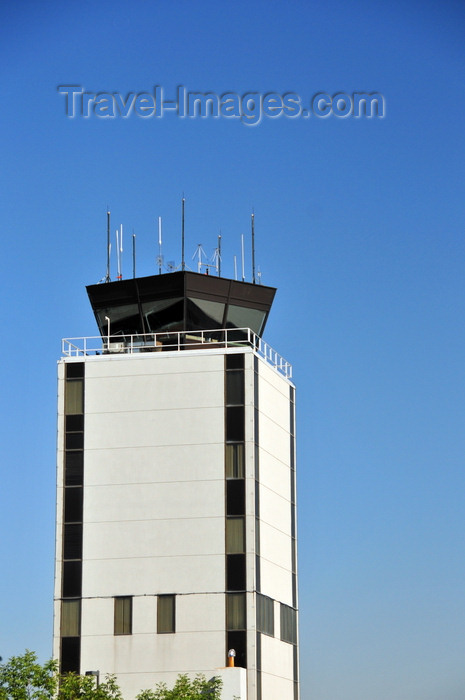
54;345;298;700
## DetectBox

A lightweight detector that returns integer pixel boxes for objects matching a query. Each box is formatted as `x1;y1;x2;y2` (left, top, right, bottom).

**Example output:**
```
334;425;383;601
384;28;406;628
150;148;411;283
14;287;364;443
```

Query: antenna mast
106;209;111;282
116;224;123;280
218;233;222;277
241;234;245;282
132;231;136;278
158;217;163;274
251;211;256;284
120;224;123;279
211;242;220;275
181;196;186;271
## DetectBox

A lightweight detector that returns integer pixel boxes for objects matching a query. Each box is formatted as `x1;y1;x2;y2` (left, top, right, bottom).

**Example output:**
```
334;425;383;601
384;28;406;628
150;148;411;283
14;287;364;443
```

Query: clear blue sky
1;1;465;698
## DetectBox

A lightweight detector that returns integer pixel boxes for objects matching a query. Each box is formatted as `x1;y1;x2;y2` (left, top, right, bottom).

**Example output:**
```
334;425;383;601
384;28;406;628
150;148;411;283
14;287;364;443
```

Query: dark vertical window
226;592;246;630
225;443;244;479
60;638;80;675
280;604;297;645
61;362;84;675
293;647;299;700
114;597;133;635
257;594;274;637
226;406;245;441
225;355;247;668
66;363;84;379
254;356;261;594
227;631;247;669
254;356;261;691
61;599;81;636
63;523;82;559
226;517;245;553
65;414;84;431
65;379;84;415
226;370;245;405
65;432;84;450
65;451;83;486
64;487;83;523
226;353;244;370
256;632;262;700
63;523;82;560
289;386;299;694
157;595;175;633
290;386;297;612
227;554;246;591
227;479;245;515
62;561;82;598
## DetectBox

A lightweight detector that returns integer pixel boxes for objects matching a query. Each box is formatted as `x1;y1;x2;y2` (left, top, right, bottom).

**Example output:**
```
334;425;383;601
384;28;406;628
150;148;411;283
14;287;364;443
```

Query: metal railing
62;327;292;378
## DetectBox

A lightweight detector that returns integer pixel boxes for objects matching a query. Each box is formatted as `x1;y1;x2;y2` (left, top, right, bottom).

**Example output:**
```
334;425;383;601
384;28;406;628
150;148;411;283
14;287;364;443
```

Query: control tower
54;270;299;700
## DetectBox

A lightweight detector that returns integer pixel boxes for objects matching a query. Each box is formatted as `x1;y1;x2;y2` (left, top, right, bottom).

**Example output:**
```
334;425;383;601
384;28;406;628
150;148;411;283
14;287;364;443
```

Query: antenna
120;224;123;279
192;244;207;273
157;217;163;274
116;225;123;280
251;211;256;284
181;196;186;271
132;231;136;278
257;266;262;284
241;234;245;282
115;229;119;280
106;209;111;282
211;234;221;276
218;233;222;277
115;229;119;279
234;255;237;281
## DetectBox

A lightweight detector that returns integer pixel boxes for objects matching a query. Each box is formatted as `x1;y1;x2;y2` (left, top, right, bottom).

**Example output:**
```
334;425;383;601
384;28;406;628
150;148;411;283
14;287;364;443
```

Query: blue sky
1;1;465;698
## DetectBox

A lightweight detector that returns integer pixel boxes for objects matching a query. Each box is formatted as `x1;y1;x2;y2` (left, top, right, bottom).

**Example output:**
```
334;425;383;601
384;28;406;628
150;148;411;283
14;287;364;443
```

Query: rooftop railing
61;327;292;379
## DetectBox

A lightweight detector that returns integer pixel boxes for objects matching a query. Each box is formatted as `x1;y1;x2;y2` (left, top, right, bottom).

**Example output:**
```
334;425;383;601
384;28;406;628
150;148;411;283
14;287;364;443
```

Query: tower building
54;270;299;700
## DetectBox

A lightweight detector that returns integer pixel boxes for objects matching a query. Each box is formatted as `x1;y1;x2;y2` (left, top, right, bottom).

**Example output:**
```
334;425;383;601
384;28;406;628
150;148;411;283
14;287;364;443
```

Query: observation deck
61;327;292;379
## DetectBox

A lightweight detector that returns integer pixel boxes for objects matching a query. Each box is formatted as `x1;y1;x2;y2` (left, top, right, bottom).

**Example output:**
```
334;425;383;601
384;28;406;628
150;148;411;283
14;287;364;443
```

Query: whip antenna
181;196;186;271
241;234;245;282
106;208;111;282
158;217;163;274
251;211;256;284
132;231;136;278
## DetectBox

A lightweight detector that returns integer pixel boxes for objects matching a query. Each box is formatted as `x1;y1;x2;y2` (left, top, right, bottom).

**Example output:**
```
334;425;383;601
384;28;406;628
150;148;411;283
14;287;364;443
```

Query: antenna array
101;203;261;284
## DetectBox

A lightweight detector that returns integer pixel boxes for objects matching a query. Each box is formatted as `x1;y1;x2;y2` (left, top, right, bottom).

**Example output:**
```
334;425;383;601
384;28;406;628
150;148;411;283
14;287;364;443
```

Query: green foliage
0;653;222;700
135;674;222;700
0;651;58;700
58;673;123;700
0;653;122;700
